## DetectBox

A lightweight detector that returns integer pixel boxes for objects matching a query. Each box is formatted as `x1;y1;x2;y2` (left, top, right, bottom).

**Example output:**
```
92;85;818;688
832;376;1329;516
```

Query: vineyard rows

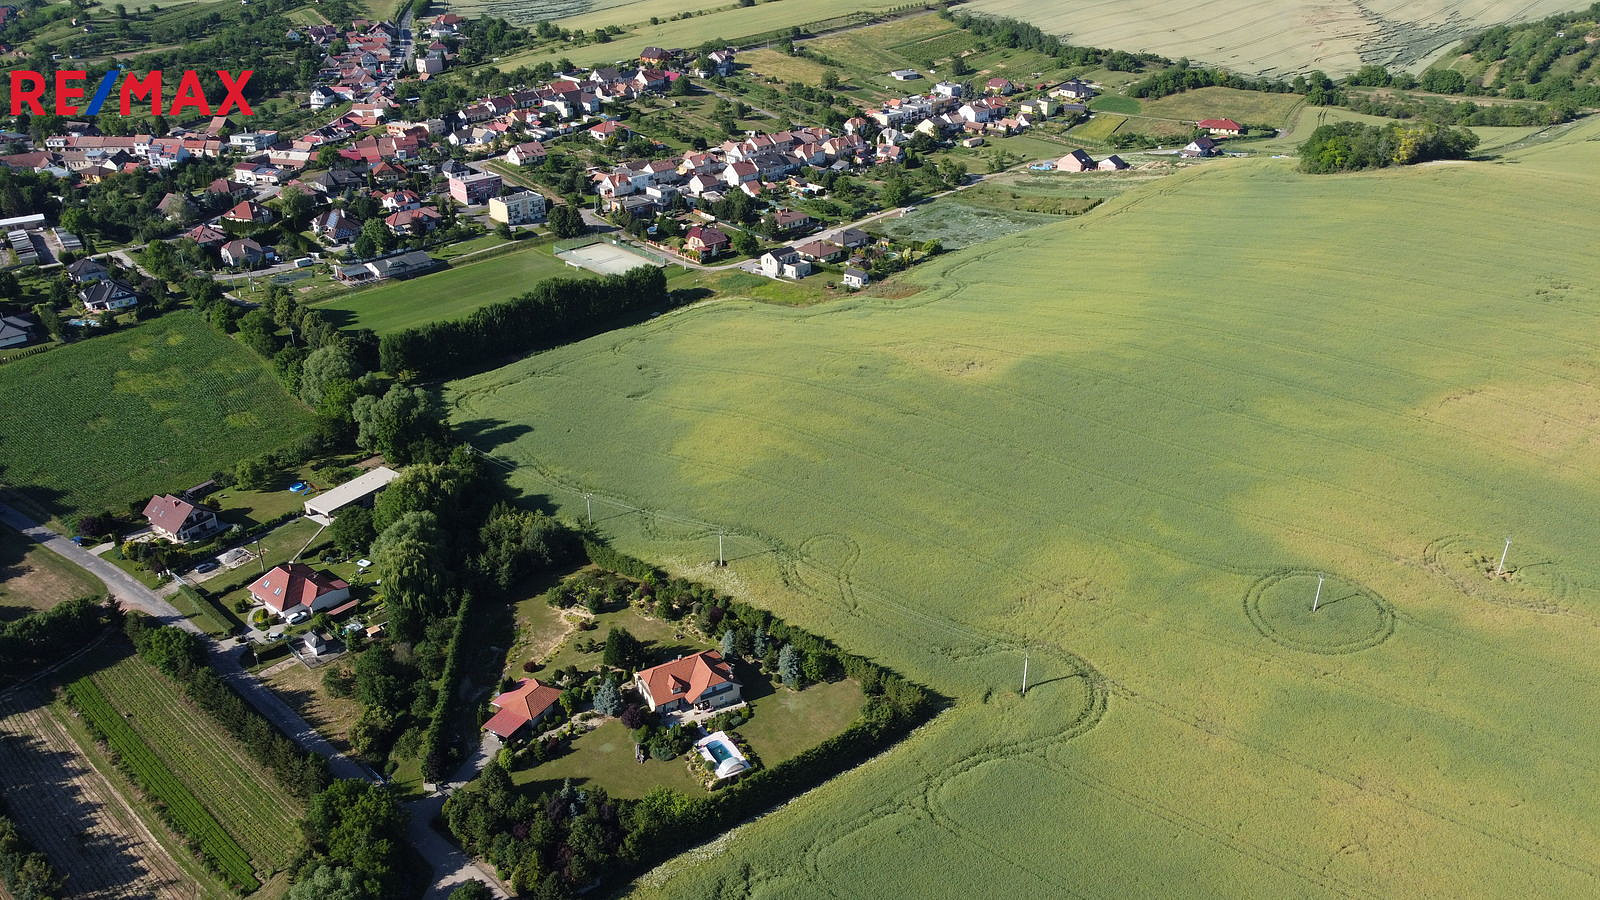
90;657;304;868
64;677;260;892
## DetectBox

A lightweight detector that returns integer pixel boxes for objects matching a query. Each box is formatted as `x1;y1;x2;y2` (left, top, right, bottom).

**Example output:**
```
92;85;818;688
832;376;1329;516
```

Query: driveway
0;502;505;895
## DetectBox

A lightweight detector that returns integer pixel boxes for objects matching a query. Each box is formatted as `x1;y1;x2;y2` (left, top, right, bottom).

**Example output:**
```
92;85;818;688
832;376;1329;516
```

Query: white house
249;563;350;622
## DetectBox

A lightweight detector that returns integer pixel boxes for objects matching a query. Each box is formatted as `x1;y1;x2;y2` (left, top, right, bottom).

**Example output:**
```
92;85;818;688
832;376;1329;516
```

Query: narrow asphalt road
0;504;506;894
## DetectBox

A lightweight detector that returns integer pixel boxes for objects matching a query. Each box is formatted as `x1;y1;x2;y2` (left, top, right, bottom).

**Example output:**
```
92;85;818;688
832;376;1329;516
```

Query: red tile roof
483;678;563;739
143;494;199;535
1198;118;1242;131
637;650;735;707
249;563;348;614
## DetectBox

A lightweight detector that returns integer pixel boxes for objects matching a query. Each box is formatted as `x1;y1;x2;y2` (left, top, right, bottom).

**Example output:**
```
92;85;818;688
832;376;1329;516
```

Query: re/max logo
8;69;254;116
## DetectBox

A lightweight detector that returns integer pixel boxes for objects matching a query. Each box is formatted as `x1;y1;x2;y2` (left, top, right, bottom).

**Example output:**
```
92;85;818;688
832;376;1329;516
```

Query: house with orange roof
483;678;564;741
633;650;741;713
248;563;350;622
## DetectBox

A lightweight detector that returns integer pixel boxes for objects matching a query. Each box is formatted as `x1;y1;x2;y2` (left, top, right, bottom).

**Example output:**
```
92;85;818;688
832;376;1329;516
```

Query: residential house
1182;136;1219;158
482;678;564;741
249;563;350;622
842;267;869;289
587;120;629;142
1097;154;1129;171
66;257;108;283
835;228;871;250
156;192;192;220
488;190;546;225
1052;79;1096;100
223;200;274;224
771;209;814;234
142;494;220;542
311;208;361;243
633;650;741;713
1057;149;1097;172
759;247;811;279
384;205;443;236
504;140;547;167
639;46;673;67
933;80;964;99
1197;118;1243;136
985;77;1017;95
79;279;138;312
683;225;730;261
220;238;265;267
0;314;35;348
795;240;844;262
184;224;229;249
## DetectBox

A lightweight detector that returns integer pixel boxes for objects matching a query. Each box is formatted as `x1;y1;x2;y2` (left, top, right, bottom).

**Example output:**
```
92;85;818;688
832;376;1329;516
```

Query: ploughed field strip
453;117;1600;897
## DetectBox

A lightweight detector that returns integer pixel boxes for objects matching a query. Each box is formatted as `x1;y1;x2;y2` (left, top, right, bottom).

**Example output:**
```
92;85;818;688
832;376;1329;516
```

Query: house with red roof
683;225;730;261
633;650;741;713
223;199;273;224
249;563;350;621
385;205;442;236
142;494;220;543
1197;118;1243;136
483;678;564;741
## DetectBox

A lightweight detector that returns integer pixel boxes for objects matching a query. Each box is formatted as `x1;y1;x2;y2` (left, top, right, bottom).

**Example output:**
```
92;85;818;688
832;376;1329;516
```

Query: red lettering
9;71;45;115
53;70;86;116
168;70;210;116
120;70;162;116
215;70;253;116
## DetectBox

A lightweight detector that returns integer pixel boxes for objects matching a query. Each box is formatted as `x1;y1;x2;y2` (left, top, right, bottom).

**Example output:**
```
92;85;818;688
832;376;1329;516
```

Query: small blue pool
705;740;733;763
289;482;310;493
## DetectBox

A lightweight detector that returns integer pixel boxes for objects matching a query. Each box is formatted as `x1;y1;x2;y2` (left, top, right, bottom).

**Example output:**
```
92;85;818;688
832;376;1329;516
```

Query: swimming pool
705;739;733;763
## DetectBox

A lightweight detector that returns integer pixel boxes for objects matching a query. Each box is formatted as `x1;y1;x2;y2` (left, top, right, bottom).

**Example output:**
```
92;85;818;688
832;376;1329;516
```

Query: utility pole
1021;651;1029;697
583;493;593;525
1311;573;1325;612
1497;537;1512;575
256;539;265;574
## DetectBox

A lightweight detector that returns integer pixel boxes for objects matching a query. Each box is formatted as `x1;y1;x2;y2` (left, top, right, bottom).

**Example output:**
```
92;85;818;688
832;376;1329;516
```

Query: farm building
889;69;920;81
634;650;741;713
1197;118;1243;136
249;563;350;622
304;466;401;524
483;678;564;741
1057;150;1097;172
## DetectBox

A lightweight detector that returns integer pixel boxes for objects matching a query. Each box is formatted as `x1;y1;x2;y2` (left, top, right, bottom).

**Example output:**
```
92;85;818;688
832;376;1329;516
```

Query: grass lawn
261;659;361;754
0;524;103;622
511;718;705;799
738;678;865;766
1090;95;1142;115
1069;112;1128;143
313;242;587;334
543;604;698;675
453;115;1600;897
507;584;576;672
0;312;315;524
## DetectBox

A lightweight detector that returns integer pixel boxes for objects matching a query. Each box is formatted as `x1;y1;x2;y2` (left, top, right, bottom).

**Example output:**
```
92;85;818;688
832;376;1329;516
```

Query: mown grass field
0;525;102;621
1135;85;1306;126
0;313;315;521
70;652;305;882
453;116;1600;896
967;0;1586;76
312;243;586;335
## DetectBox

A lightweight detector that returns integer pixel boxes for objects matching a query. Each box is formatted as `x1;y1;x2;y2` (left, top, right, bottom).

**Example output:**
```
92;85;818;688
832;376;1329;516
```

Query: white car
284;609;311;625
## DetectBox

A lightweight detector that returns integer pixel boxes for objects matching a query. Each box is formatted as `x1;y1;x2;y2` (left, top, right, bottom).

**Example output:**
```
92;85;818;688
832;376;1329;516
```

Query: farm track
0;686;192;900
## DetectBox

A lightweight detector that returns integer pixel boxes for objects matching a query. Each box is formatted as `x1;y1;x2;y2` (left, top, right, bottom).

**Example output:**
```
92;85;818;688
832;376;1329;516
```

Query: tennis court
555;241;664;275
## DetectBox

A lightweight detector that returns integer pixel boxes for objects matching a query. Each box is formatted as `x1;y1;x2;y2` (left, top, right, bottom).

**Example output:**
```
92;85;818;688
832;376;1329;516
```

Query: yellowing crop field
965;0;1587;76
453;116;1600;896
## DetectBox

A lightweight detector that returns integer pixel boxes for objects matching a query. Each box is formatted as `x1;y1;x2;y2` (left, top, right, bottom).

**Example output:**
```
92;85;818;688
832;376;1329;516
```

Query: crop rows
64;677;259;892
90;657;304;867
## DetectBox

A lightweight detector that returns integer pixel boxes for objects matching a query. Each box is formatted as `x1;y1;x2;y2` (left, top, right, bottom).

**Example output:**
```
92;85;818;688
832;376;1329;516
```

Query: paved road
0;503;508;895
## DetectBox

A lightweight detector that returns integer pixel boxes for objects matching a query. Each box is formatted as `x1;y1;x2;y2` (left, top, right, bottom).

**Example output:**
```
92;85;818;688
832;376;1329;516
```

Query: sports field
969;0;1585;76
556;241;665;276
0;313;315;520
453;115;1600;896
314;243;586;334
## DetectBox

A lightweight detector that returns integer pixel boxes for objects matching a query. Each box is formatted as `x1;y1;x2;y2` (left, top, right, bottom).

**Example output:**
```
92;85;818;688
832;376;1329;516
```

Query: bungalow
223;200;274;224
587;120;630;142
1097;154;1129;171
142;494;221;543
482;678;564;741
220;238;265;267
1057;149;1097;172
683;224;730;260
504;140;547;167
1197;118;1243;136
835;227;871;249
66;257;108;283
1052;79;1097;100
185;224;228;249
0;314;33;349
634;650;741;713
1182;136;1219;158
385;205;443;236
759;247;811;279
795;240;844;263
80;279;138;313
842;267;869;289
311;208;361;243
771;209;814;233
249;563;350;622
985;77;1017;95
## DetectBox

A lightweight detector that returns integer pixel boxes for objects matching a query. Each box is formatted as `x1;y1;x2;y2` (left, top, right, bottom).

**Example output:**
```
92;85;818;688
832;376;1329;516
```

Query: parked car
193;560;219;574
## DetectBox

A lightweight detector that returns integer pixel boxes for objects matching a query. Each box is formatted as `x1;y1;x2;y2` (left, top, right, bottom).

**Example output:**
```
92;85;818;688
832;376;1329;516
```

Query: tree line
0;596;115;684
945;11;1162;72
1297;121;1480;173
377;265;669;379
0;800;64;900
